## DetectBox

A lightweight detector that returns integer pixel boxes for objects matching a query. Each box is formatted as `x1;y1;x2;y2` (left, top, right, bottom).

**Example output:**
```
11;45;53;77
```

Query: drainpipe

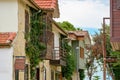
76;47;79;80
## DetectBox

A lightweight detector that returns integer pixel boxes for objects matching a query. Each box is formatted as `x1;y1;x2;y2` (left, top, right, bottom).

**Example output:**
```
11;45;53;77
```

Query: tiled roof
0;32;16;45
68;31;91;41
68;31;88;37
68;31;91;47
34;0;57;10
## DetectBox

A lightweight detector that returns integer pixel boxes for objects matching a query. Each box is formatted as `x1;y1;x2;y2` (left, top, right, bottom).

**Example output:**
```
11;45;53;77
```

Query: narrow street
0;0;120;80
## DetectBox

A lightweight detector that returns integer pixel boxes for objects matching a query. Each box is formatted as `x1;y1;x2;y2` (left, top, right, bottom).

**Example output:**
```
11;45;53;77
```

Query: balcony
40;30;54;60
50;47;66;66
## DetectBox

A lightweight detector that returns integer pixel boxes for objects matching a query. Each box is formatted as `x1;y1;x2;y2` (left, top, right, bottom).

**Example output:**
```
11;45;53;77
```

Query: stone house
0;0;69;80
0;0;40;80
68;31;91;80
50;20;67;80
34;0;67;80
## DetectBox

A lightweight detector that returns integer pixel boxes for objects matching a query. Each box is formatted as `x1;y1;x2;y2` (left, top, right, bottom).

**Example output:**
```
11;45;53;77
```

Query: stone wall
13;0;30;80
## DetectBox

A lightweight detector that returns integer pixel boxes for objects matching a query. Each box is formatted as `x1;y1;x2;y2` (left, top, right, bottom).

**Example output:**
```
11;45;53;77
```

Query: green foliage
93;76;100;80
76;27;82;31
94;25;120;79
57;21;76;31
112;65;120;80
57;21;78;79
110;51;120;66
62;41;76;80
104;26;120;79
79;69;85;80
25;10;45;79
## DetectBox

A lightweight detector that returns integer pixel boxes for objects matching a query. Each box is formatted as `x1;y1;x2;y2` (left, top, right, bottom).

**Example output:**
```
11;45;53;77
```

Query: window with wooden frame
25;10;29;34
80;47;84;59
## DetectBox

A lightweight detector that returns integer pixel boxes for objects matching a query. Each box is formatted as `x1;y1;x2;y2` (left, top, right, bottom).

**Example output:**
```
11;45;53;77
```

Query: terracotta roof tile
0;32;16;45
68;31;88;37
68;31;91;41
34;0;57;10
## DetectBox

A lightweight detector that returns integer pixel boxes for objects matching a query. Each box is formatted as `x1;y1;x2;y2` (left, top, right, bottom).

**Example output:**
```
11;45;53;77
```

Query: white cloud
55;0;110;28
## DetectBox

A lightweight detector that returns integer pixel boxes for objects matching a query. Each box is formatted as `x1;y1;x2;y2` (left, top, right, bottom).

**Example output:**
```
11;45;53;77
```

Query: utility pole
102;17;110;80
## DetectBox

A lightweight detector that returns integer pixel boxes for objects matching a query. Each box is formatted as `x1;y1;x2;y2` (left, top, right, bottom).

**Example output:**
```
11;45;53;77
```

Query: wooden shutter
25;10;29;34
80;47;84;59
45;31;54;59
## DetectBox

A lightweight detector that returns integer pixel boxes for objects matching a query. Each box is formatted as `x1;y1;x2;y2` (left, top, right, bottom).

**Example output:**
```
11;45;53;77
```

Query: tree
57;21;76;31
91;25;120;80
86;50;98;80
86;25;111;80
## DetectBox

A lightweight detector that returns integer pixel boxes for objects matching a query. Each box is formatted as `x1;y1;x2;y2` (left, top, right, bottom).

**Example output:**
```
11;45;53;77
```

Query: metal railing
52;47;66;60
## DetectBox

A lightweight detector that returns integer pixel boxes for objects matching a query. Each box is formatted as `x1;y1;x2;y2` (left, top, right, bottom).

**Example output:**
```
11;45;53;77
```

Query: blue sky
82;27;100;35
55;0;110;35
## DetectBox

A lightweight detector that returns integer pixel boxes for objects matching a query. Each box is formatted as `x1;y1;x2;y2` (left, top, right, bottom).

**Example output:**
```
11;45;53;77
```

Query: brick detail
15;58;25;70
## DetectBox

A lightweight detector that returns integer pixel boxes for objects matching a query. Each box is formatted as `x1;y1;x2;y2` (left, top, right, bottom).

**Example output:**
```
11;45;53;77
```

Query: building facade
0;0;40;80
110;0;120;51
68;31;91;80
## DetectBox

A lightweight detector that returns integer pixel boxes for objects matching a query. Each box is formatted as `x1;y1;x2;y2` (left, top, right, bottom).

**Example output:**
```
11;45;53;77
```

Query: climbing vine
25;9;45;80
62;40;76;80
79;69;85;80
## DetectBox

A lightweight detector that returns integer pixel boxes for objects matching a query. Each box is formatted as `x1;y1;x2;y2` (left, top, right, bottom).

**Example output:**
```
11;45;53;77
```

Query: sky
55;0;110;35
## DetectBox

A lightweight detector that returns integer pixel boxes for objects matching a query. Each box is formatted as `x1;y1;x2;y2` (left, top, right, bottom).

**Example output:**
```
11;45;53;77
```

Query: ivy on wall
79;69;85;80
62;40;76;80
25;9;46;80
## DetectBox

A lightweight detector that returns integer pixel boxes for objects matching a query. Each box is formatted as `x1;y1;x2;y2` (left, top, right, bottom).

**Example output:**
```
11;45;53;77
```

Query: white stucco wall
0;0;18;32
79;41;84;48
79;41;86;69
53;31;60;47
52;24;60;47
0;47;13;80
52;23;66;48
79;58;86;69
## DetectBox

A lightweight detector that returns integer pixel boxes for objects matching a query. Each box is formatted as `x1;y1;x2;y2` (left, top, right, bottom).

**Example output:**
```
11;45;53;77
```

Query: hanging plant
25;9;46;80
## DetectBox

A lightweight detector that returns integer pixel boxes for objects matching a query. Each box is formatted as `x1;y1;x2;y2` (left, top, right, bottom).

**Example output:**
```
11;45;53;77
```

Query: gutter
29;0;41;10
